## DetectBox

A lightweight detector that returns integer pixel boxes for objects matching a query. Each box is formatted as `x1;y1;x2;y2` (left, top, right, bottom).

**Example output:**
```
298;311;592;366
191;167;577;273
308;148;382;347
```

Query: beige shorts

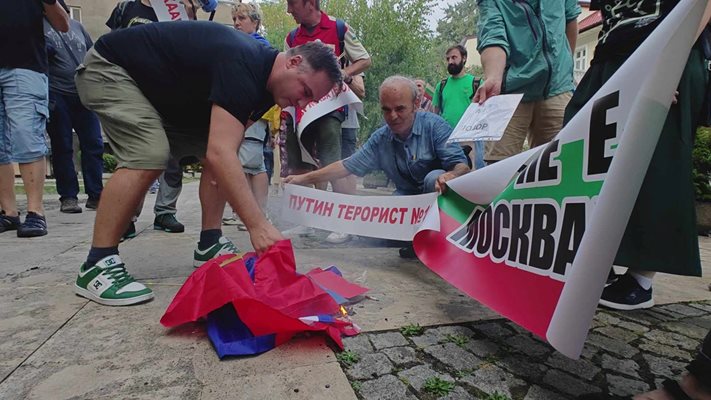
75;48;207;169
485;92;572;162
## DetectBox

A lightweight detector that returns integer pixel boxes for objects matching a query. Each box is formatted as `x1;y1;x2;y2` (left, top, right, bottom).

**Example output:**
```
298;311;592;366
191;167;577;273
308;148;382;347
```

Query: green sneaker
74;255;154;306
193;236;240;267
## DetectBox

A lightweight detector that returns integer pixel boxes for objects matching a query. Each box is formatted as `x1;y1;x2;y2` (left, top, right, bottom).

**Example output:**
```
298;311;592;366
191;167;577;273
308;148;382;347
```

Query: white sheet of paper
447;94;523;143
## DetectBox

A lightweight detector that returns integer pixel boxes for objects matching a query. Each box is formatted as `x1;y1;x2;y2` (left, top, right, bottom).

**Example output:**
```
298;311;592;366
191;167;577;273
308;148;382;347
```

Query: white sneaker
282;225;316;238
325;232;352;244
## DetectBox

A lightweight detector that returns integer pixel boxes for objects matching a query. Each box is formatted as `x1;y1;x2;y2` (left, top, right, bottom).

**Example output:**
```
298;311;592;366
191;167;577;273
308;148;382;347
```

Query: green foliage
336;349;360;366
102;153;117;173
259;0;297;51
400;323;425;336
444;334;470;347
350;381;362;392
693;127;711;202
484;392;511;400
454;369;473;378
436;0;479;46
423;376;455;396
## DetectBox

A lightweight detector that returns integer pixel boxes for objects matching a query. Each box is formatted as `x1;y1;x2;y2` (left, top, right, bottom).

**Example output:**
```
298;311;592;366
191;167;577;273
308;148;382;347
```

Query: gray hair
287;41;343;89
379;75;419;102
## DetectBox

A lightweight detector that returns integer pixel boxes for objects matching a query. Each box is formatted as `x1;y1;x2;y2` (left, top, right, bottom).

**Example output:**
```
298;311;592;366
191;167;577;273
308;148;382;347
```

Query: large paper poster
414;0;706;359
284;85;362;167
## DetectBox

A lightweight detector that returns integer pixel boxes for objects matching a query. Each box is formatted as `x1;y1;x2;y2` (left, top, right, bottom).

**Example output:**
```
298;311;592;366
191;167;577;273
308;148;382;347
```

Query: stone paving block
642;354;689;379
594;312;622;327
358;374;415;400
473;321;513;339
496;355;548;381
615;320;650;334
423;343;482;371
411;326;475;348
505;321;530;335
688;317;711;330
545;352;600;381
347;353;394;380
524;385;569;400
638;339;693;361
463;339;499;359
662;321;710;340
601;354;640;379
441;386;476;400
461;364;525;399
689;302;711;313
657;303;708;317
382;347;418;366
641;308;679;322
643;330;700;351
343;335;375;356
369;332;409;350
398;364;453;392
542;370;602;397
606;374;650;397
504;335;551;357
594;326;640;343
587;333;639;358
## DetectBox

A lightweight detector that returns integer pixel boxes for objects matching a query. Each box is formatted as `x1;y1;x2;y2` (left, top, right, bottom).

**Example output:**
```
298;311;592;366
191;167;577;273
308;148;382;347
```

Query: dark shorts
286;111;344;171
341;127;357;159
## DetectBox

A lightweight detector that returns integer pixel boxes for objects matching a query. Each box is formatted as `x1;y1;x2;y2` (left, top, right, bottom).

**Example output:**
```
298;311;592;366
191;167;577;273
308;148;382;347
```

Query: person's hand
249;221;285;255
473;77;502;105
435;172;456;193
283;174;309;186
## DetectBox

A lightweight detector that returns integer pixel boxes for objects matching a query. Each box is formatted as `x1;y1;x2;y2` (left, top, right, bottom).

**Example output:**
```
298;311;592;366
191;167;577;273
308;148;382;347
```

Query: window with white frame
69;6;81;22
574;46;587;72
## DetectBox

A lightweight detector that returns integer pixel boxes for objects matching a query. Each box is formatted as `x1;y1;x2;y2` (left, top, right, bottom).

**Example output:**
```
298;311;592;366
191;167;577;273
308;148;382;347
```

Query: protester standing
0;0;69;237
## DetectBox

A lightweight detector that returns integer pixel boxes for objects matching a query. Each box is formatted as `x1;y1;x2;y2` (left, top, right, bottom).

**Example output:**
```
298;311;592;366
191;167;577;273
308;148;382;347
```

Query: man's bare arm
44;1;69;32
473;46;506;104
566;19;578;53
284;161;352;187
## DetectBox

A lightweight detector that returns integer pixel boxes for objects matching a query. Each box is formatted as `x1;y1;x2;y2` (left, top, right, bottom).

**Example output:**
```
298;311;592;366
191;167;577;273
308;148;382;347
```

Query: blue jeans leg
69;94;104;200
423;169;446;193
47;92;79;200
474;141;486;170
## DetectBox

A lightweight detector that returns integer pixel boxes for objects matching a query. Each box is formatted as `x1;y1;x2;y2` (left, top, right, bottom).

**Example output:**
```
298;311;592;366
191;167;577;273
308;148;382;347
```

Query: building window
574;46;587;72
69;6;82;22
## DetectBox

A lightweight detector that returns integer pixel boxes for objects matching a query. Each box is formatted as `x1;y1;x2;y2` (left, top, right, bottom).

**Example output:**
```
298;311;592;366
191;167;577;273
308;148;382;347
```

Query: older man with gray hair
285;75;470;257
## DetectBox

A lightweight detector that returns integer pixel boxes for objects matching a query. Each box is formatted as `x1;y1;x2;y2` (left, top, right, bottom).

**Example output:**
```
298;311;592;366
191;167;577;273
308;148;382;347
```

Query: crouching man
285;75;469;258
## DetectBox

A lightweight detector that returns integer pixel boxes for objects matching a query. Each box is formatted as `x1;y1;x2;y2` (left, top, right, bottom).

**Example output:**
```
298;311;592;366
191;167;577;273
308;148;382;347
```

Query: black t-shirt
94;21;278;130
591;0;679;63
0;0;48;73
106;0;158;30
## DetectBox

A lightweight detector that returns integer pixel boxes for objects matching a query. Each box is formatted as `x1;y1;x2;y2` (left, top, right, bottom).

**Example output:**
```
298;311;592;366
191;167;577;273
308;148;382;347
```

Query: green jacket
477;0;580;102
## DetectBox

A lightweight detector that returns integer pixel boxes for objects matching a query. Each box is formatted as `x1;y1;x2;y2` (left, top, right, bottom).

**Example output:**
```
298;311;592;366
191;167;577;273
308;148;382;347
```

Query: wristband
42;0;58;4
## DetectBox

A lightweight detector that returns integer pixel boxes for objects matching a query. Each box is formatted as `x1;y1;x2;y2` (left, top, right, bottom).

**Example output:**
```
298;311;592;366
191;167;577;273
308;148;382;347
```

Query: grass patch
400;323;425;336
484;392;511;400
336;350;360;366
454;369;473;378
423;377;455;397
350;381;361;392
444;334;470;347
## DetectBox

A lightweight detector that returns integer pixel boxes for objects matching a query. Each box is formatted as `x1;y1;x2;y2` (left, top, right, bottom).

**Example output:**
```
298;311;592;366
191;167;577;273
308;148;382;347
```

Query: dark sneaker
60;198;82;213
154;214;185;233
75;255;154;306
17;212;47;237
599;273;654;310
193;236;240;267
0;211;20;233
606;269;620;286
121;221;137;242
85;198;99;210
399;244;417;259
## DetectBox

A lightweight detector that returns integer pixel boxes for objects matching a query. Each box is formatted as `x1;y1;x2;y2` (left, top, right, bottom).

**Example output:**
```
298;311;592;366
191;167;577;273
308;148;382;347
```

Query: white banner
149;0;189;21
447;94;523;143
281;184;438;241
284;85;363;167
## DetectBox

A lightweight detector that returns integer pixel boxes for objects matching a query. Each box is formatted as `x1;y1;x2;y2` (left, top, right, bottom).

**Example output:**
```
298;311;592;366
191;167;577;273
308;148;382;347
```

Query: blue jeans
473;141;485;170
0;68;49;164
47;91;103;200
394;169;445;195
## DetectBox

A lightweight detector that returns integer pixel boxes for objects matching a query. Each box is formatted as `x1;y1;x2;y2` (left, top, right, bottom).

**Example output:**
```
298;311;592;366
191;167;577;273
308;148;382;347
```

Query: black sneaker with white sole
599;273;654;310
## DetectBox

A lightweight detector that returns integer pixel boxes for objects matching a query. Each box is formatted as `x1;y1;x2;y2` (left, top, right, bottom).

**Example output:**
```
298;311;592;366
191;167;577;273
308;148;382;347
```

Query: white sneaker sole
598;298;654;311
74;284;154;306
193;258;205;268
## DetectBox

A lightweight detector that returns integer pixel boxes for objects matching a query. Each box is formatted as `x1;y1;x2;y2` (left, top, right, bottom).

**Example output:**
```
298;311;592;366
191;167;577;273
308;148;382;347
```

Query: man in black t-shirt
0;0;69;238
73;21;342;306
106;0;158;29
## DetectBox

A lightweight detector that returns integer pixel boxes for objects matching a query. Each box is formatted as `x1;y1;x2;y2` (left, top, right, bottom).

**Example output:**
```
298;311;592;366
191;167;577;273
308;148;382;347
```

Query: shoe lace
103;263;135;287
220;238;240;254
164;214;179;225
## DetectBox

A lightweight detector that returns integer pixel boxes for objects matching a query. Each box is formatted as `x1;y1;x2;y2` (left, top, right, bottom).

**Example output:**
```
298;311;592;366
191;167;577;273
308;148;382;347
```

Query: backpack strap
471;77;480;100
437;78;448;115
287;27;298;49
336;19;346;56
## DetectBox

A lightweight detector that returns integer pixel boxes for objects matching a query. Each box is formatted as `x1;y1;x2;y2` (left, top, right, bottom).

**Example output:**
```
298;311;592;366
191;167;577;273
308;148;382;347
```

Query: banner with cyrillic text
281;184;437;241
150;0;189;21
284;85;362;167
447;94;523;143
414;0;705;359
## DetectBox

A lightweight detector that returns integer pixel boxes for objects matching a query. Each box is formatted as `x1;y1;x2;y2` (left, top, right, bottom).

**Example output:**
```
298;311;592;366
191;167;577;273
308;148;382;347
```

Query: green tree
436;0;479;46
260;0;296;50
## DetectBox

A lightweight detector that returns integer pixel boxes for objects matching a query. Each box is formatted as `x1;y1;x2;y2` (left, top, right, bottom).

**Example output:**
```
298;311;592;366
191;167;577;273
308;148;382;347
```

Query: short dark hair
287;41;343;88
446;45;467;58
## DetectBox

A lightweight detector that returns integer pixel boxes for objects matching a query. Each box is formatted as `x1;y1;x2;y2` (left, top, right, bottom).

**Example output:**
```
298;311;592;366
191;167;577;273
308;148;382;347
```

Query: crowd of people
0;0;710;396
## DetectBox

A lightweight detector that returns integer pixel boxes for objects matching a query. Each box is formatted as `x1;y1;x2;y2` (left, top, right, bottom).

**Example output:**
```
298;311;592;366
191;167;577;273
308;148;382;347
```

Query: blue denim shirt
343;112;468;194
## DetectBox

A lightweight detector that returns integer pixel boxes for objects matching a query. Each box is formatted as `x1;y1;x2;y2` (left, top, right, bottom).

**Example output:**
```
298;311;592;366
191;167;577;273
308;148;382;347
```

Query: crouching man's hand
283;174;310;186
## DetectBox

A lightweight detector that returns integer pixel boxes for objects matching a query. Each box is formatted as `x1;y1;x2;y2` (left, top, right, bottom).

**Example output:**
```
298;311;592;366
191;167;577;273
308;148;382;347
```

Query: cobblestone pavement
339;301;711;400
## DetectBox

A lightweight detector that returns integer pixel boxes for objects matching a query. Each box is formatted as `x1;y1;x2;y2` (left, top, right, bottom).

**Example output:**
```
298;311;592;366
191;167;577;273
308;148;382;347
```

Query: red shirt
286;11;343;56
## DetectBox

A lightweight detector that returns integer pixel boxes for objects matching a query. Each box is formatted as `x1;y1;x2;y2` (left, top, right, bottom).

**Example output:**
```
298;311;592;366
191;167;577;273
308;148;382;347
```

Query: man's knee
422;169;446;193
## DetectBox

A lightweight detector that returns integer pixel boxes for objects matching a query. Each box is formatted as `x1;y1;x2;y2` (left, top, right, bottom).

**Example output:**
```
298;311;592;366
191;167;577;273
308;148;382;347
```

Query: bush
102;153;117;173
693;127;711;202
